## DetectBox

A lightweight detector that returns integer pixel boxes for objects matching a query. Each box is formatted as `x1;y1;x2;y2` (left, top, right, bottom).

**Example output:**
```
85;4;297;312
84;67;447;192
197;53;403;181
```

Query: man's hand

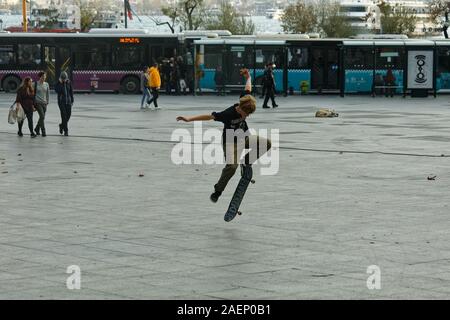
176;116;190;122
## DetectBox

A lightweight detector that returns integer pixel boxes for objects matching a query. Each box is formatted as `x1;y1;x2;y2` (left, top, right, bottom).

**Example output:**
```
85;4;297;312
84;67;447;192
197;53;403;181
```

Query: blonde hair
239;95;256;115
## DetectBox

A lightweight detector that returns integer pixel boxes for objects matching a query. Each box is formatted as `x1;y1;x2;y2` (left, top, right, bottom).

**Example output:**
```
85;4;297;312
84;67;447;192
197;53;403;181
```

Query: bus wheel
121;76;140;94
2;76;21;93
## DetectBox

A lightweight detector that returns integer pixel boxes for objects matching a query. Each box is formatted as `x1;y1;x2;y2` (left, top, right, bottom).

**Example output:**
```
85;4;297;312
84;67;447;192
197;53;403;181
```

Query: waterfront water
0;14;283;33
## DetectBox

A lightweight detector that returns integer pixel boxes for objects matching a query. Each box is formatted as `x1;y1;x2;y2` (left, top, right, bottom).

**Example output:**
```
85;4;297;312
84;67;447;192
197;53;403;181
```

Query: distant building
30;4;80;30
0;0;20;5
340;0;441;37
28;0;123;30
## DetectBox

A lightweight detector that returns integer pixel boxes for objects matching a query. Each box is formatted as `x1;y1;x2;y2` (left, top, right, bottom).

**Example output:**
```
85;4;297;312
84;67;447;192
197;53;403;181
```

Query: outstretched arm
240;68;252;93
244;73;252;93
176;114;214;122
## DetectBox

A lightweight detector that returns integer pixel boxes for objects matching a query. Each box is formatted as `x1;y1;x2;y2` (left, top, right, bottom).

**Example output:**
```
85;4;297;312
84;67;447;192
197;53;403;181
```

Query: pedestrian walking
15;76;36;138
259;64;268;98
262;63;278;108
55;71;74;136
34;71;50;136
141;66;151;109
147;62;161;109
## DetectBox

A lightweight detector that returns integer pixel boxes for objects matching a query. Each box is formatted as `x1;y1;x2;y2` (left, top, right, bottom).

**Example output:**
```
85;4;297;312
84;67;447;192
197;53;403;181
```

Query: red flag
125;0;133;20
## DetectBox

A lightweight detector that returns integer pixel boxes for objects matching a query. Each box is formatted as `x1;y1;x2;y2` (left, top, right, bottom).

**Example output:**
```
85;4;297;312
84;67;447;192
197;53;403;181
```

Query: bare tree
158;6;179;33
160;0;206;31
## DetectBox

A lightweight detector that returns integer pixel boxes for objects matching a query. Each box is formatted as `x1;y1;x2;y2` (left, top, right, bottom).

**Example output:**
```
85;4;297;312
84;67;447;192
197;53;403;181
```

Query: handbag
8;103;16;124
16;103;25;122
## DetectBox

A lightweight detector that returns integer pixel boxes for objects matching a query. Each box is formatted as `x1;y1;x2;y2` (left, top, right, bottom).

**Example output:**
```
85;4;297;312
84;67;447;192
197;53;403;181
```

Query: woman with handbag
15;76;36;138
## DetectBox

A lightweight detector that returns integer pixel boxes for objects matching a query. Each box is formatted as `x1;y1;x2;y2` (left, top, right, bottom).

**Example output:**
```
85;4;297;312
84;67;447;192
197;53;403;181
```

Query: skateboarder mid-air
176;70;272;219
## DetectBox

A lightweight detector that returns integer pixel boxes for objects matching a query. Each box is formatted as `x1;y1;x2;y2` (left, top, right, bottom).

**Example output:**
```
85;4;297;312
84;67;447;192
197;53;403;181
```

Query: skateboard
224;165;255;222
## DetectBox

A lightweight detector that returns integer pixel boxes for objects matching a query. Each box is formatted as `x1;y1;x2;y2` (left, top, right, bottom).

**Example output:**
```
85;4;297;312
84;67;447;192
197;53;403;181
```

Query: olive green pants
35;102;47;132
214;135;271;193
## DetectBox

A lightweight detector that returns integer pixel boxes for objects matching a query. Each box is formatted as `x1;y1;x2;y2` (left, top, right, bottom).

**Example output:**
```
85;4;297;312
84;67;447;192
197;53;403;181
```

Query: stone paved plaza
0;92;450;299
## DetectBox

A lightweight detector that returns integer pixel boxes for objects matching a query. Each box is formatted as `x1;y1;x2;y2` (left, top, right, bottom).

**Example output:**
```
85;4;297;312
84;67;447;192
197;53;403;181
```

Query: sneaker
41;129;46;137
262;105;270;109
210;191;222;203
30;133;36;138
18;131;23;137
64;131;69;136
35;126;40;135
273;104;279;108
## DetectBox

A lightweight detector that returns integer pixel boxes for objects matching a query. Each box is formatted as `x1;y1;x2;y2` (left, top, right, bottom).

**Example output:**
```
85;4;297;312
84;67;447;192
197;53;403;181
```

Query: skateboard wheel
237;211;242;215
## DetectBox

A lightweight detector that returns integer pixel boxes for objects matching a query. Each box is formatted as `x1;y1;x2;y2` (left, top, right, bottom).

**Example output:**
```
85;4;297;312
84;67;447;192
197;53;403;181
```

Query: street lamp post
124;0;128;28
22;0;28;32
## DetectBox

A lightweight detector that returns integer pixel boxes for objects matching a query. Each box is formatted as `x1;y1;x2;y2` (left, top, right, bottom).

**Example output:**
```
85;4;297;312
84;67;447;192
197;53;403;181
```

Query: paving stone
1;93;450;299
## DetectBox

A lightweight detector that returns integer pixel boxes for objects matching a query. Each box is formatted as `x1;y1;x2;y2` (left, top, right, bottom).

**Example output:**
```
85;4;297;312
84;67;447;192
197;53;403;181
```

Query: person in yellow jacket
146;62;161;108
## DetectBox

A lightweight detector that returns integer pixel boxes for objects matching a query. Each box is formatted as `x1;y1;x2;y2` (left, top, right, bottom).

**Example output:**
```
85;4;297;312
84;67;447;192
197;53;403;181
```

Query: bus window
112;46;143;69
0;45;15;67
344;47;374;93
164;47;177;60
437;47;450;90
204;46;223;69
18;44;41;68
288;47;309;69
344;47;373;69
150;46;163;64
254;47;284;69
74;45;110;70
376;47;404;70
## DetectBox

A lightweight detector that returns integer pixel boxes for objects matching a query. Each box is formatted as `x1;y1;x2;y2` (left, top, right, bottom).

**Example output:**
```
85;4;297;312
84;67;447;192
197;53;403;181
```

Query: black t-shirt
212;104;249;143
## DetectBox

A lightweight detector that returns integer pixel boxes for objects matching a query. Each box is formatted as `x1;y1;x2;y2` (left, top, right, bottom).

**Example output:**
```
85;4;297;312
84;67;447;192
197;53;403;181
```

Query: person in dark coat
162;60;172;95
177;56;188;95
262;63;278;108
15;76;36;137
259;64;268;98
171;59;181;95
385;68;396;98
54;71;74;136
214;65;225;96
